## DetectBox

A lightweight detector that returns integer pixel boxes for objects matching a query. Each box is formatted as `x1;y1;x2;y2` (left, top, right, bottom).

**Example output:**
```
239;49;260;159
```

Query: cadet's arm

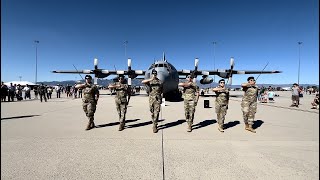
127;86;131;104
178;82;191;87
241;83;250;88
108;83;119;89
95;89;100;102
212;86;224;92
141;78;153;84
75;83;86;89
195;90;200;104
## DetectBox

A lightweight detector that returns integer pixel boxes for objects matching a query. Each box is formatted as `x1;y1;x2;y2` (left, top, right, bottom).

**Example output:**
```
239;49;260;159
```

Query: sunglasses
220;82;225;84
249;79;256;82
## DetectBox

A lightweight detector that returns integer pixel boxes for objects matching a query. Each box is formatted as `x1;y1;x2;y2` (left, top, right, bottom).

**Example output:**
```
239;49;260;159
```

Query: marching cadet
212;79;229;132
38;83;47;102
178;73;199;132
241;76;258;133
142;69;163;133
75;75;99;131
108;75;131;131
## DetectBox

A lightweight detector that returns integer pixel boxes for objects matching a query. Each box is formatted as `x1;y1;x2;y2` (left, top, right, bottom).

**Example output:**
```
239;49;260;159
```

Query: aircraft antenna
73;64;84;81
256;62;269;81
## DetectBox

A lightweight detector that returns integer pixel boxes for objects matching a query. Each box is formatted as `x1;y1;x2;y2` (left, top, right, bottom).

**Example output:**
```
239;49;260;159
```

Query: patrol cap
118;74;125;78
85;75;92;79
293;83;298;86
218;79;225;83
188;73;195;79
152;69;157;75
247;76;255;81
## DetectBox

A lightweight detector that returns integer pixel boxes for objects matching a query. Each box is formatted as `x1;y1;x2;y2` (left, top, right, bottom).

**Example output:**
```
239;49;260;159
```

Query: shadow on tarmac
125;119;164;129
1;115;40;121
224;120;240;130
158;119;185;130
96;119;140;128
192;119;217;130
252;120;264;129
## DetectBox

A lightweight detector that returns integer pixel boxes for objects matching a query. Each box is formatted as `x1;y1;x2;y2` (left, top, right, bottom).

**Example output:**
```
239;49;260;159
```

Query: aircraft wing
52;70;93;74
177;57;282;85
52;58;145;85
177;57;281;79
177;69;282;78
52;69;146;78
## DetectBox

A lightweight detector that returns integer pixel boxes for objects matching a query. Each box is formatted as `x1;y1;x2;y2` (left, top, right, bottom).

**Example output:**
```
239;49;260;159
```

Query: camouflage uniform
38;85;47;102
215;88;229;127
182;82;199;124
148;79;163;125
114;82;129;123
241;85;258;125
82;83;99;130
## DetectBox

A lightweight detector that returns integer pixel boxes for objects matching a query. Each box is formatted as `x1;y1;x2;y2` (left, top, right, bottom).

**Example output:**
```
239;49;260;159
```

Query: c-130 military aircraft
52;53;281;99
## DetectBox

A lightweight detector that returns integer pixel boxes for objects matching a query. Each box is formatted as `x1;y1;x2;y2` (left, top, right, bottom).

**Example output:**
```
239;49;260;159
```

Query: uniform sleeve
195;83;199;93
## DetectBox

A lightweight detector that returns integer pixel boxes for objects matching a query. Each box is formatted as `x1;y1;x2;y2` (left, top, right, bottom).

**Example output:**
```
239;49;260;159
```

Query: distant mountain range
39;79;319;88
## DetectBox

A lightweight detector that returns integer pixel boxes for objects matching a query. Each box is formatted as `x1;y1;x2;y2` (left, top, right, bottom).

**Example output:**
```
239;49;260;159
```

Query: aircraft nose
156;71;168;82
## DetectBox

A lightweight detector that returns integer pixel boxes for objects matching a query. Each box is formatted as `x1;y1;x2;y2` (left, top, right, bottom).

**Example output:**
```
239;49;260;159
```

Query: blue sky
1;0;319;85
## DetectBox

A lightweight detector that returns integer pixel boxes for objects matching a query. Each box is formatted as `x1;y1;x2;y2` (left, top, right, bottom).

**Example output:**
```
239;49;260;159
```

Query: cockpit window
158;64;163;67
148;64;154;70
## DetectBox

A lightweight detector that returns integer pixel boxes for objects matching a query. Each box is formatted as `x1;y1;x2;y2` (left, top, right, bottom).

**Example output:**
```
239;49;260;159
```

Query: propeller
194;58;199;71
93;58;98;85
193;58;199;83
226;57;235;86
127;58;132;85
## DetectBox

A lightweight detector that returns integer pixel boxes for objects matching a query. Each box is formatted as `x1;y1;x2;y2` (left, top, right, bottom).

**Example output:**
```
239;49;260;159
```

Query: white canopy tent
4;81;37;86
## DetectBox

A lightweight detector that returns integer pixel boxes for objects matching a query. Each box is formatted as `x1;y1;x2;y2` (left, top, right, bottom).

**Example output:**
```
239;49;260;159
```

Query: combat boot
90;121;95;129
218;124;224;132
152;123;158;133
85;121;91;131
245;124;256;133
187;122;192;132
89;117;95;129
118;122;125;131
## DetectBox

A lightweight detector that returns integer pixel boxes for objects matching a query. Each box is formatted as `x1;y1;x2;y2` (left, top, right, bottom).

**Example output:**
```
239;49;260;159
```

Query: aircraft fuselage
144;61;179;95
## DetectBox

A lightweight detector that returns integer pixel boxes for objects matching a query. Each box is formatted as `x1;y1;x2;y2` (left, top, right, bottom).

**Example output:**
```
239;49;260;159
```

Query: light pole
34;40;39;84
212;41;217;83
298;42;302;85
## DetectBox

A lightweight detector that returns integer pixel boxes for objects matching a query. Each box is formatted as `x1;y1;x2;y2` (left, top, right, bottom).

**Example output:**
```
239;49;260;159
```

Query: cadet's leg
186;100;193;132
152;100;161;133
115;100;121;120
87;102;97;129
120;102;127;122
216;105;226;132
189;100;196;124
184;100;190;121
118;101;127;131
82;103;90;130
241;101;252;132
246;102;256;133
149;97;155;120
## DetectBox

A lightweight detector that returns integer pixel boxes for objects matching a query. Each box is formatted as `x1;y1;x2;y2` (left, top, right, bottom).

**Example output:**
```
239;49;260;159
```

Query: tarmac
1;90;319;180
